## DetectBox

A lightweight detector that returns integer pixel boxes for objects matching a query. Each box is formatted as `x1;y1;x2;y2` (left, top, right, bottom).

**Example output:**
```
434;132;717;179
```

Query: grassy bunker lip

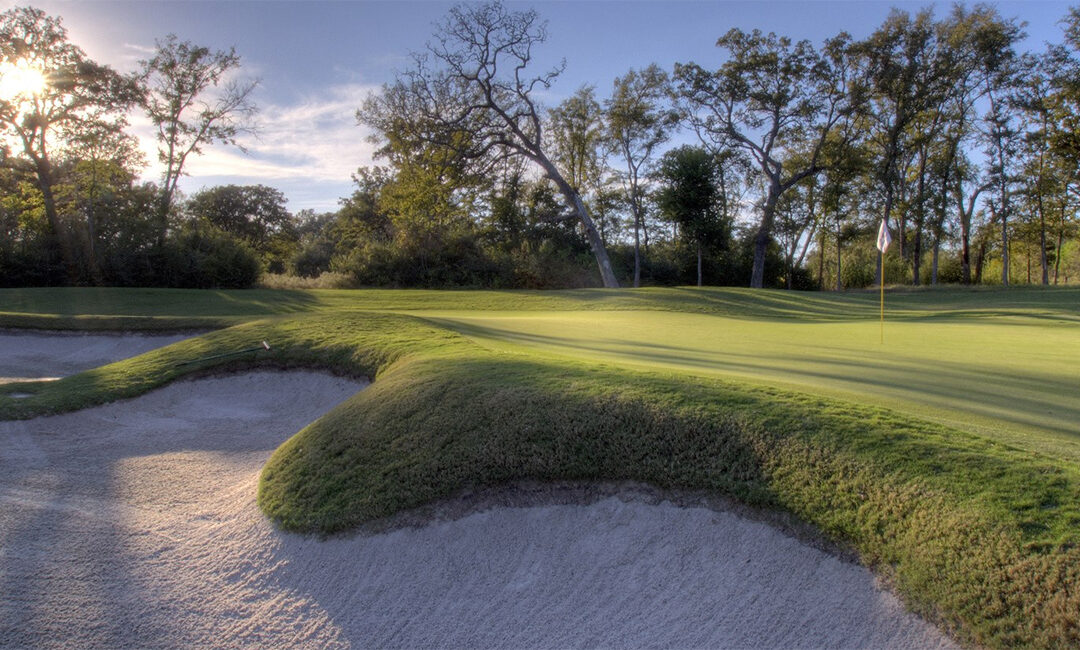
2;287;1079;649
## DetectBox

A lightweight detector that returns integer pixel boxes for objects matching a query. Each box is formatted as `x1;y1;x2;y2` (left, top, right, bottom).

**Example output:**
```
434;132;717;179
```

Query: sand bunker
0;330;195;383
0;334;956;648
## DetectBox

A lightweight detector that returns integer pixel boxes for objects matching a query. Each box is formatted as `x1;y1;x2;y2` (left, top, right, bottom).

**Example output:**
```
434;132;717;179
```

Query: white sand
0;334;957;649
0;331;195;383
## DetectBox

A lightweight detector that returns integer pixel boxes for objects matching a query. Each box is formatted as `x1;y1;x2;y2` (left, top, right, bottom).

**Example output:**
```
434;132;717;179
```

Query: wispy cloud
132;83;382;209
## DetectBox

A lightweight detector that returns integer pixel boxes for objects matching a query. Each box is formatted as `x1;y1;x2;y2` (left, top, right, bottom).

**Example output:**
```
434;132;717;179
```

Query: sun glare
0;60;47;101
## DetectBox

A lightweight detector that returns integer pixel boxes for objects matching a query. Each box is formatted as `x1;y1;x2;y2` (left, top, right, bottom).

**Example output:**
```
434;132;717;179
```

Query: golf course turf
1;285;1078;648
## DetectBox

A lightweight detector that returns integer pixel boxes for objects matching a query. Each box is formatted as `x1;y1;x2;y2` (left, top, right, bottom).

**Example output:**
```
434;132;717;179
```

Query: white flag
876;219;892;253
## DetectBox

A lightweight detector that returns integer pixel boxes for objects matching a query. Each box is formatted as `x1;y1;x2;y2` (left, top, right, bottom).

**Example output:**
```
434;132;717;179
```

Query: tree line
3;3;1079;290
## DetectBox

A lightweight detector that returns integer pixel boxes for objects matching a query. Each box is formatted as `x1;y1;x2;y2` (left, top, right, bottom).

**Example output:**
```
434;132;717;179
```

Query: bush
335;231;505;288
258;271;354;290
159;227;262;289
288;238;336;278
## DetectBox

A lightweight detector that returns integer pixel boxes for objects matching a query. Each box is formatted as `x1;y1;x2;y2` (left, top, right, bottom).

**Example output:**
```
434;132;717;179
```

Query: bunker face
0;335;956;648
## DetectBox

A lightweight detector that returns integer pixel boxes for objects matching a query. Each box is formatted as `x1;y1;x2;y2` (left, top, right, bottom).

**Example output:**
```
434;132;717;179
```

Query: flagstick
876;218;891;345
879;252;885;344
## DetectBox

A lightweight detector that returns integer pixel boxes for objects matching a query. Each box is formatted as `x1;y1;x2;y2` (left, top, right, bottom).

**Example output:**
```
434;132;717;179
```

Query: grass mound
252;314;1080;647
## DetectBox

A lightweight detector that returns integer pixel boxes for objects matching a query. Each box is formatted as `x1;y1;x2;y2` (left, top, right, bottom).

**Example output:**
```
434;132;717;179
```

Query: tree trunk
912;151;927;286
697;240;703;287
835;218;842;292
750;183;781;289
633;202;641;288
959;223;972;284
83;204;103;286
1000;210;1009;286
974;239;986;284
931;237;939;286
818;224;826;291
956;187;982;286
83;166;104;286
35;170;80;284
1038;196;1049;285
545;164;619;288
1054;228;1064;285
912;228;922;286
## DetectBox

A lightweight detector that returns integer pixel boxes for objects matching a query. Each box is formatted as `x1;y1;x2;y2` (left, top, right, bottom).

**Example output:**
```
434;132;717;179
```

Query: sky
3;0;1076;213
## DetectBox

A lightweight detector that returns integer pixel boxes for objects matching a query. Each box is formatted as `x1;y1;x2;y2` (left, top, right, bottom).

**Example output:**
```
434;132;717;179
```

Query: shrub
258;271;354;290
159;227;262;289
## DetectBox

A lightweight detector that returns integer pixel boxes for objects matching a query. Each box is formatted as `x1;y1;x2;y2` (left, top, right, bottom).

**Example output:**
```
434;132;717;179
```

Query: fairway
431;309;1080;460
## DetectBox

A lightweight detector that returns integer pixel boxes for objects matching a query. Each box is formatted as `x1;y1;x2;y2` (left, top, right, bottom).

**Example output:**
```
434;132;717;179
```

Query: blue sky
6;0;1076;212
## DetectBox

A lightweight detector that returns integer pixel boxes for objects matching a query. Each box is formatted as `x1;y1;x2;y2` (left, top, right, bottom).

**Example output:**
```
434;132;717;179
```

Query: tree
548;86;606;195
655;145;727;286
858;9;948;285
358;1;620;287
970;13;1025;285
675;29;859;288
186;184;296;272
606;64;678;287
774;166;820;290
57;121;144;284
140;35;258;246
0;6;137;281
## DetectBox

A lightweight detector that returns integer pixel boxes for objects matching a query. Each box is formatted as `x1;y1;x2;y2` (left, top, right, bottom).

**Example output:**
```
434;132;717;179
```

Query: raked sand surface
0;333;958;648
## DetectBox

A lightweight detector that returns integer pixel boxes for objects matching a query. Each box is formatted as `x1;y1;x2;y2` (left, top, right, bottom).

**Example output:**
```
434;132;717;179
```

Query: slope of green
2;285;1079;648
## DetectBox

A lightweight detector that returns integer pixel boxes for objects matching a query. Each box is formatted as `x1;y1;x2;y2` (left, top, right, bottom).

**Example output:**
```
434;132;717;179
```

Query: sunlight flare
0;59;47;101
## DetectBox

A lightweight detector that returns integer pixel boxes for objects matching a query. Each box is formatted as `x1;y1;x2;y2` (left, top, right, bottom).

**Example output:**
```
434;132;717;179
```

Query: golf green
431;309;1080;461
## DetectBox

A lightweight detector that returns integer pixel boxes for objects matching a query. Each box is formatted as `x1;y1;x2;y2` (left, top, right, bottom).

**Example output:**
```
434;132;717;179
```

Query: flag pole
879;252;884;344
876;218;891;345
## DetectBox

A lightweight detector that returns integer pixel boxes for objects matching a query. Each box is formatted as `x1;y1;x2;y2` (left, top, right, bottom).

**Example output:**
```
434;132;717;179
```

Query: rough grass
258;271;354;290
2;286;1079;648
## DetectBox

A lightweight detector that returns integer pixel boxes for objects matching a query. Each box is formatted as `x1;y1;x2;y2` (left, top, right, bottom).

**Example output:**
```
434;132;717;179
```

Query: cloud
131;83;383;209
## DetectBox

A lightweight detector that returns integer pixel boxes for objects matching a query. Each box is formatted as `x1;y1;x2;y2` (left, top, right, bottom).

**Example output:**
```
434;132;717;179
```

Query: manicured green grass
431;309;1080;460
2;285;1079;648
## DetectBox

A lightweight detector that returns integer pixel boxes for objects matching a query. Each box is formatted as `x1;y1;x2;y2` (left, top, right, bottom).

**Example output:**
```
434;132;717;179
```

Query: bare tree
358;1;619;287
140;35;258;247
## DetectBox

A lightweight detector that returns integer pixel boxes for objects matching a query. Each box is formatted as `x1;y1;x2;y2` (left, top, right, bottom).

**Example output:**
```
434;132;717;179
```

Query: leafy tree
358;1;620;287
186;184;296;272
60;121;145;284
654;145;728;286
971;13;1025;285
857;8;948;284
548;86;606;195
0;6;138;281
140;35;258;246
933;5;1004;284
1014;47;1072;285
333;167;393;249
675;29;860;288
606;64;678;287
